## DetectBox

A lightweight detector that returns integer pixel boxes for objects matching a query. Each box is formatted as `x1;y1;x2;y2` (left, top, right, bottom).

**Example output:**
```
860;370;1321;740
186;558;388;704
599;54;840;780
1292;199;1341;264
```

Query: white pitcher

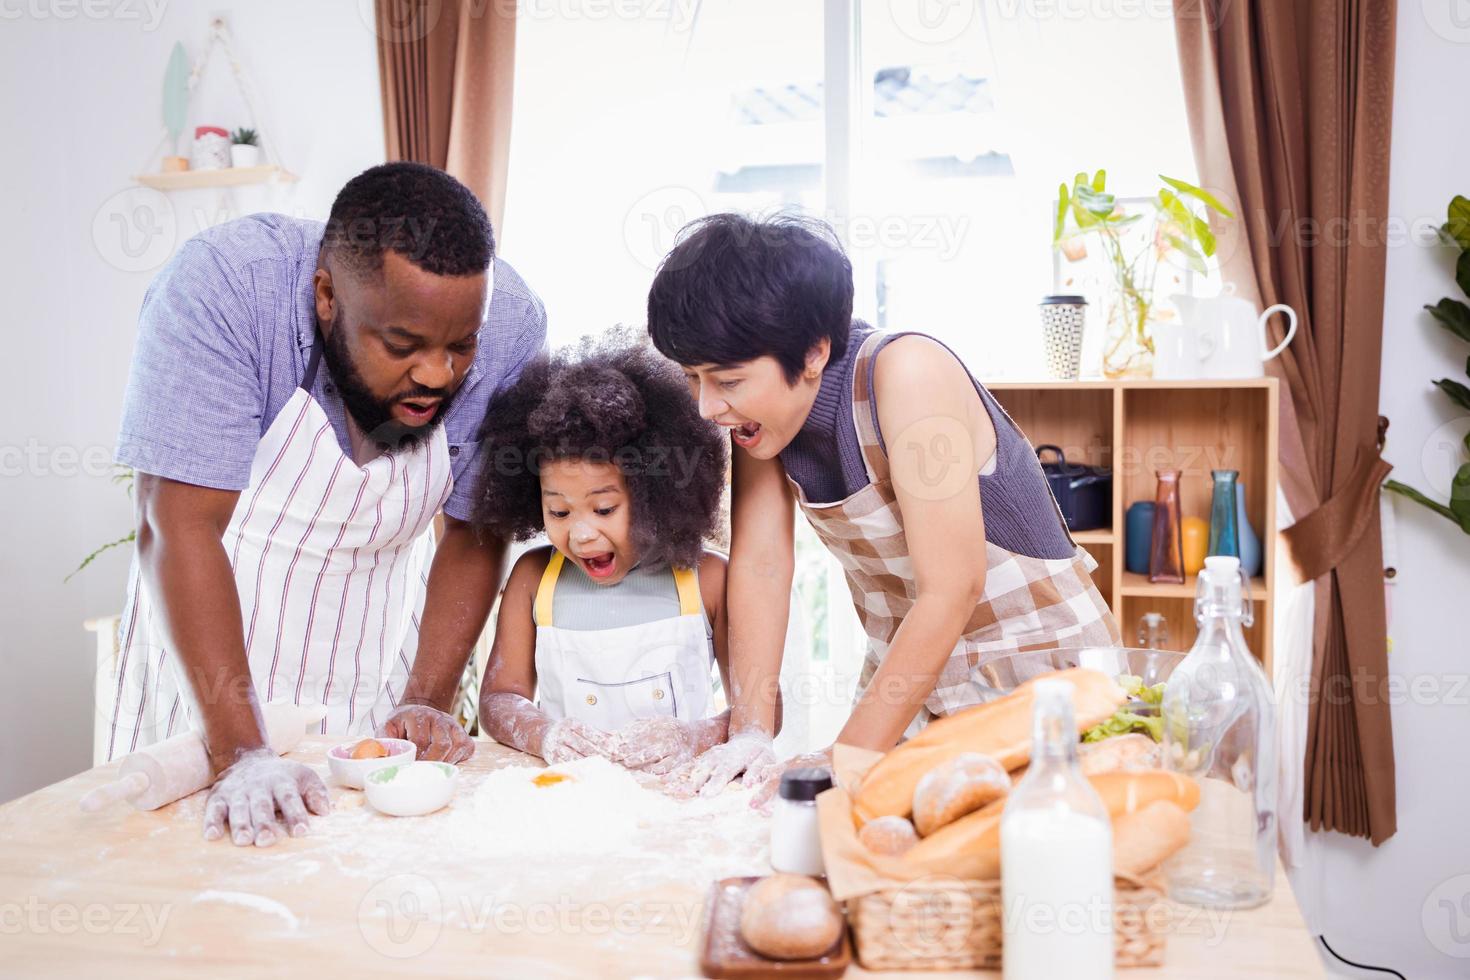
1168;285;1298;379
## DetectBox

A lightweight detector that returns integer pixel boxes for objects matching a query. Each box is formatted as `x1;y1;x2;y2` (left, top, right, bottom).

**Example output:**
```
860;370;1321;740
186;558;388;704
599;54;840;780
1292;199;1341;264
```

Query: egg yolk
350;738;389;760
533;771;573;788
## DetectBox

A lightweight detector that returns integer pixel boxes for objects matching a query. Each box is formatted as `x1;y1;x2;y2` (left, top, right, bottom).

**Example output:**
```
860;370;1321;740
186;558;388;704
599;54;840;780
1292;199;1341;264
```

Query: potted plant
230;127;261;168
1383;195;1470;532
1053;170;1234;378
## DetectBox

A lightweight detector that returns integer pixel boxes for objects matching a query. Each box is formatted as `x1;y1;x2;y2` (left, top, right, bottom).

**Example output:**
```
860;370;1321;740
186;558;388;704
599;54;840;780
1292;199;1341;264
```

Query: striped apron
104;338;452;760
789;331;1120;731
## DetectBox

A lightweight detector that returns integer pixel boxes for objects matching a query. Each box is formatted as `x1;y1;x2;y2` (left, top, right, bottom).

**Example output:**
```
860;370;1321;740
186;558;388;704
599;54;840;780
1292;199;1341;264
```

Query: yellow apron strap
672;565;702;618
533;551;566;627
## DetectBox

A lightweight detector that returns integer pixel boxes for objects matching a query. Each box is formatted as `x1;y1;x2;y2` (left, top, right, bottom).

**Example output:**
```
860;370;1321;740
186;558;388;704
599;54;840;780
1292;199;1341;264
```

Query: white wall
0;0;384;803
1285;4;1470;977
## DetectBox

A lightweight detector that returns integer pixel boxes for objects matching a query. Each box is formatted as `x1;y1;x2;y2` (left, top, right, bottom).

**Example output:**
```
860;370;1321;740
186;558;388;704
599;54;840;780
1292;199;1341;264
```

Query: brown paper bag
819;744;1001;902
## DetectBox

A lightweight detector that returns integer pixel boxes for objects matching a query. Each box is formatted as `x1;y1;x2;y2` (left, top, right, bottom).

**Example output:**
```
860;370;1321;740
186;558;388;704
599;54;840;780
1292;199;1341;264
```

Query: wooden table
0;736;1324;977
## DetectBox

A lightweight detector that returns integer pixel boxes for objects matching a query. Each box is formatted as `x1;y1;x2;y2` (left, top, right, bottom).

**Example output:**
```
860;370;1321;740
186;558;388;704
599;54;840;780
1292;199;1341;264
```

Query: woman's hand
660;731;776;799
747;745;835;813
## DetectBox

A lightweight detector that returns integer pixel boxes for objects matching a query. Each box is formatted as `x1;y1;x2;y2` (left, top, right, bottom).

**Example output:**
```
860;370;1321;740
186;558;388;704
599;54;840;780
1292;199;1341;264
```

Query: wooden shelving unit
134;164;296;191
989;377;1279;672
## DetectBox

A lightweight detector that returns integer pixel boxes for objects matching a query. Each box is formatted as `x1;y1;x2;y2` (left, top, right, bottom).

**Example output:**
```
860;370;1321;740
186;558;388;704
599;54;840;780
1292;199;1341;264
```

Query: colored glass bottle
1207;470;1240;559
1236;484;1263;577
1149;470;1185;584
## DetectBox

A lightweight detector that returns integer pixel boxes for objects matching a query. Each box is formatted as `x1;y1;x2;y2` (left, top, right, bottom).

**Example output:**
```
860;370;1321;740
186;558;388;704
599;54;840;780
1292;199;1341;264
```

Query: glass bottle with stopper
1001;678;1114;979
1161;555;1278;909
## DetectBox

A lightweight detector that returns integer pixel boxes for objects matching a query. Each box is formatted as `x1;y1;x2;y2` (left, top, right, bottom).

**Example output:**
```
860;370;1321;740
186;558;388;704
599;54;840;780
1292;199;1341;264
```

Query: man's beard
319;309;456;452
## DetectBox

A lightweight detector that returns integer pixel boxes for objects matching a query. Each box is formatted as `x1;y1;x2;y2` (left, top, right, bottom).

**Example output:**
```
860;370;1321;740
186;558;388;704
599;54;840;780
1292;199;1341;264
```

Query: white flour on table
192;890;301;932
164;753;772;947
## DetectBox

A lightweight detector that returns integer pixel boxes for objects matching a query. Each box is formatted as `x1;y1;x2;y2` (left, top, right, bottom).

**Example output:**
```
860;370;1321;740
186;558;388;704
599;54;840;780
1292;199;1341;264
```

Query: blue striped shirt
115;213;547;522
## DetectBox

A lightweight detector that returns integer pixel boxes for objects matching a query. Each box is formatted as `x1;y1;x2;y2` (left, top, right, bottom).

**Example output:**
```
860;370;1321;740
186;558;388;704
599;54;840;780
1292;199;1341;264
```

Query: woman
645;213;1120;804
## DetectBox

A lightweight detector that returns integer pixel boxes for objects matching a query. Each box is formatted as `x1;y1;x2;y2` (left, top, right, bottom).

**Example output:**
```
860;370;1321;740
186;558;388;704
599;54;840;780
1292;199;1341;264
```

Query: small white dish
327;737;416;789
364;761;459;817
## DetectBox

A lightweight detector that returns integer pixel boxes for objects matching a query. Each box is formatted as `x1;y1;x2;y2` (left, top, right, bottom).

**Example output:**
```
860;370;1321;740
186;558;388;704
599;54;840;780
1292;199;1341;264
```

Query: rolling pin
80;700;330;812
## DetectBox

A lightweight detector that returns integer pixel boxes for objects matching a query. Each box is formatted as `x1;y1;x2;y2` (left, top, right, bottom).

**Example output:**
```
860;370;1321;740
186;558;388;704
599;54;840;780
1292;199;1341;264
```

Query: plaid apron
789;331;1120;727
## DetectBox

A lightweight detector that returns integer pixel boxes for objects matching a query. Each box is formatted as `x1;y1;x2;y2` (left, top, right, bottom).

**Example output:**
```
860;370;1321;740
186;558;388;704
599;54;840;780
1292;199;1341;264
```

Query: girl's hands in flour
202;748;331;847
378;703;476;764
541;716;619;765
661;731;776;800
609;716;725;775
748;746;835;813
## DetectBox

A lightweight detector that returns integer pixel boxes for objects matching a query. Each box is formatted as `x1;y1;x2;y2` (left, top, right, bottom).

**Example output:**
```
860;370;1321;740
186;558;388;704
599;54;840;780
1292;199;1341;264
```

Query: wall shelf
992;376;1279;671
134;164;296;191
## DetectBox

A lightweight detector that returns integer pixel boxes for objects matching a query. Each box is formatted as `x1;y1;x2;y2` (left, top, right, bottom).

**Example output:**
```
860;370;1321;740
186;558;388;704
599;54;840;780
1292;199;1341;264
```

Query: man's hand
661;731;776;800
378;703;476;764
541;717;618;765
202;749;331;847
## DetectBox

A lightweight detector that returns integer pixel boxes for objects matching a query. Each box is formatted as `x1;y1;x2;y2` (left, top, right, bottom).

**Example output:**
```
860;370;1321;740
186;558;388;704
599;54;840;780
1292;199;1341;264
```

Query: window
503;1;1203;746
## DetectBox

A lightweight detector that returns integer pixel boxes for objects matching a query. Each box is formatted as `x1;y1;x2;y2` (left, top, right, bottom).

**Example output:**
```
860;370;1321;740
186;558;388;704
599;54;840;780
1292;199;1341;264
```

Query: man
109;163;544;846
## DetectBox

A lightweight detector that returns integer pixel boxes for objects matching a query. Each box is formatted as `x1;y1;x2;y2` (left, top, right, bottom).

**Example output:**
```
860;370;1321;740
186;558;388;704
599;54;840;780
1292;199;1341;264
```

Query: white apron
531;551;714;729
104;339;452;760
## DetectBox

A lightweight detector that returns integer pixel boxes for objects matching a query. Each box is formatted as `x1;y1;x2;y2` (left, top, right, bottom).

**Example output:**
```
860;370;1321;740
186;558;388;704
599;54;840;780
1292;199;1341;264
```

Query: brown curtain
1172;0;1399;843
374;0;517;234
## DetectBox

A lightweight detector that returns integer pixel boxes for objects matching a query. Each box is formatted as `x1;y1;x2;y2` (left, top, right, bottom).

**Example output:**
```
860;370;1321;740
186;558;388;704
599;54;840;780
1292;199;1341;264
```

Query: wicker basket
847;872;1168;971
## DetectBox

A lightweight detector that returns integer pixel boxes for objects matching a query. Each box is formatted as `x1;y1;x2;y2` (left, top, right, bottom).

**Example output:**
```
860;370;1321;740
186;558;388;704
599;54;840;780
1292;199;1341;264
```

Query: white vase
230;144;262;168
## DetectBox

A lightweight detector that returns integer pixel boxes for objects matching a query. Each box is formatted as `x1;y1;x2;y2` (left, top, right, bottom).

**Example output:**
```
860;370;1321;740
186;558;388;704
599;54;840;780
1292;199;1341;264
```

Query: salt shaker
770;767;832;876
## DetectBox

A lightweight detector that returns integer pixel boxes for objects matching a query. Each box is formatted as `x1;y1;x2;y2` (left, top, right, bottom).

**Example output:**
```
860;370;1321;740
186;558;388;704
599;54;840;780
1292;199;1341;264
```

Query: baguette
853;668;1125;825
906;769;1200;865
1112;800;1192;876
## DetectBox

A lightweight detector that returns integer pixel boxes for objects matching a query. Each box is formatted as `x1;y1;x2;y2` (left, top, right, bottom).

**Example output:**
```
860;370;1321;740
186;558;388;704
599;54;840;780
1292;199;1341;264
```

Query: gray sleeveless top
779;324;1076;561
550;555;715;640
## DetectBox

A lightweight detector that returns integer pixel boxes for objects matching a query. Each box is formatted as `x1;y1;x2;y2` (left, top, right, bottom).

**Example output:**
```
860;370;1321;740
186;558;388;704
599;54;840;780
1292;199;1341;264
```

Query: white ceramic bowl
327;737;416;789
364;761;459;817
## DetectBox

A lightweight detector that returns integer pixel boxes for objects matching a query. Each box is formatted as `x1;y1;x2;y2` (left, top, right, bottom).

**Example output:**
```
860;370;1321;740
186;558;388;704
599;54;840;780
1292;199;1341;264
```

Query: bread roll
853;668;1125;825
912;753;1010;837
906;769;1199;865
1078;733;1160;775
1112;800;1191;876
739;874;844;960
858;815;921;856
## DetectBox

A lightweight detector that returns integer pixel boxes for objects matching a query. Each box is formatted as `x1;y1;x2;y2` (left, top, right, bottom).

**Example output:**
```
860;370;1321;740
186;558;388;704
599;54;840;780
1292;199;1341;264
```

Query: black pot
1035;444;1112;532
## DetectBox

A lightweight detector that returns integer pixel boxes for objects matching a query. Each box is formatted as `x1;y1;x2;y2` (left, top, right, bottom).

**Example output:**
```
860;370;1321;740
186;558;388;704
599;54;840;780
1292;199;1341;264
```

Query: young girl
475;330;733;773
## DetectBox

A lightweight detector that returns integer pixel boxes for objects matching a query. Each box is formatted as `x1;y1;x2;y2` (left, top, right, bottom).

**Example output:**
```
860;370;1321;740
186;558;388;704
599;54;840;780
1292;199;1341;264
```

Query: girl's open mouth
731;421;763;449
582;552;617;579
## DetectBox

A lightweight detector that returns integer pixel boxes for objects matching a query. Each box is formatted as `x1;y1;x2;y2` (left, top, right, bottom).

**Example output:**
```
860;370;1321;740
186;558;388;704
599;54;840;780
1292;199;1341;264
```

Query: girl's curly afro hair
473;327;729;569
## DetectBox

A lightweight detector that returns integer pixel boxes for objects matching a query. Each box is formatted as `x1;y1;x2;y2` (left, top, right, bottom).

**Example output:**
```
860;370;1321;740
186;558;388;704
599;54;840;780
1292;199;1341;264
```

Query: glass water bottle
1001;678;1114;979
1161;555;1278;909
